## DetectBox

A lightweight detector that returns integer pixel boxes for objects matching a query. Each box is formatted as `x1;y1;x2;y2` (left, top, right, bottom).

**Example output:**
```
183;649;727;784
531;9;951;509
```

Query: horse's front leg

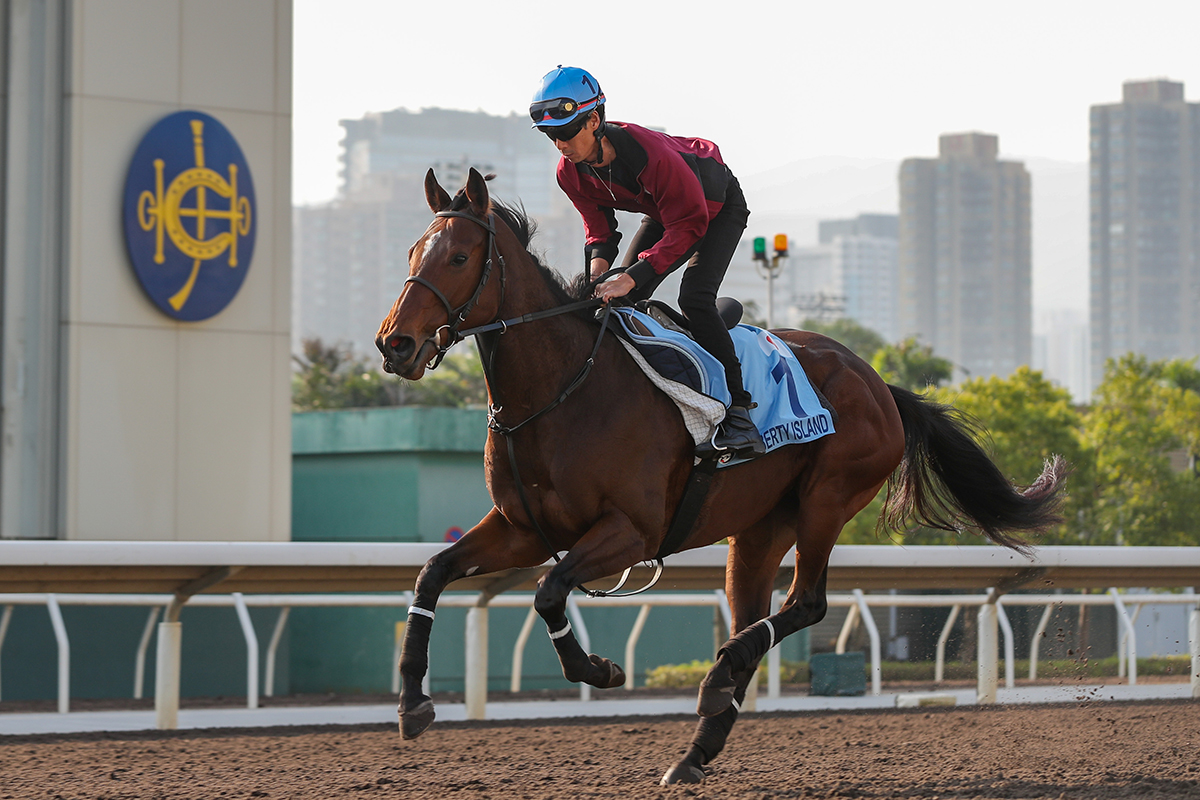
662;521;798;785
533;510;647;689
398;507;546;739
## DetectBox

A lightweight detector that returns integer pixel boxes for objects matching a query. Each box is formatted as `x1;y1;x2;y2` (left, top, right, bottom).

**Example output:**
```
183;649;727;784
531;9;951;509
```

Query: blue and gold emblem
122;111;256;321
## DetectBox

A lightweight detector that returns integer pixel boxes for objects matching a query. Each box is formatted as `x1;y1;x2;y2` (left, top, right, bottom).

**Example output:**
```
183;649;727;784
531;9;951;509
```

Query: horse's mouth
383;339;439;381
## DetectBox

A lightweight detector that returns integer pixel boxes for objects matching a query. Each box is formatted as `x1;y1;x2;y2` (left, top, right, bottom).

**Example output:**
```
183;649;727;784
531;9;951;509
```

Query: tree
799;318;887;362
870;338;953;391
292;338;488;411
1083;355;1200;546
932;367;1094;545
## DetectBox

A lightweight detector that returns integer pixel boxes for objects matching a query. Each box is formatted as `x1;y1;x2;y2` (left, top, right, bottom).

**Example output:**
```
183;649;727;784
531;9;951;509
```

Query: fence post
997;600;1015;689
1189;599;1198;699
265;607;290;698
624;604;652;691
0;604;13;702
510;605;538;694
155;620;182;728
934;604;960;684
133;606;161;699
1109;589;1137;686
232;594;259;709
977;590;999;704
853;590;881;696
465;599;489;720
46;595;69;713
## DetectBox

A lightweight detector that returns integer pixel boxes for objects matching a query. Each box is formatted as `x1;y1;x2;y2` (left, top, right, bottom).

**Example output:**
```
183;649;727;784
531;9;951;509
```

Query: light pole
752;234;788;328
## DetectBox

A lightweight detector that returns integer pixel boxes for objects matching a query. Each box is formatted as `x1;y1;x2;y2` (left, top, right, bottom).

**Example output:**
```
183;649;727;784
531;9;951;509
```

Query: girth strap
654;456;720;561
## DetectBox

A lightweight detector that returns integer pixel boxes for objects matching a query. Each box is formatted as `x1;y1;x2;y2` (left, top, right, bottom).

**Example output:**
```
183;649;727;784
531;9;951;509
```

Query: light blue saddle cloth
611;308;836;465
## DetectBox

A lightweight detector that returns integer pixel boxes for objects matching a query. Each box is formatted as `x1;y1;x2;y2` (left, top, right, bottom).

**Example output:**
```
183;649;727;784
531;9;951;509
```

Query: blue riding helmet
529;65;605;131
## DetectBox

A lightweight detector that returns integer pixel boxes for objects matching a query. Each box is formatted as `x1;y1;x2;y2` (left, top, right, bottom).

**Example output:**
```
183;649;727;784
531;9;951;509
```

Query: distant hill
739;156;1088;314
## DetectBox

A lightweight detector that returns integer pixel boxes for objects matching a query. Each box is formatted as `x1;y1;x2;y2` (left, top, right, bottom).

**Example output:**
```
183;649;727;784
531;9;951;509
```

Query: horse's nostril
390;337;401;349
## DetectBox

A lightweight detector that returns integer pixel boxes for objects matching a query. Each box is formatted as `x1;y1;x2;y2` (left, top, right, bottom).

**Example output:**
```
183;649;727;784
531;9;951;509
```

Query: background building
1089;79;1200;387
899;133;1032;380
0;1;292;541
294;108;583;353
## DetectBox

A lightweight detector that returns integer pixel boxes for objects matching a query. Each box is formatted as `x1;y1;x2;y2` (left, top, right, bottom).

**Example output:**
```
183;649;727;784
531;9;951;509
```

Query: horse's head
375;167;499;378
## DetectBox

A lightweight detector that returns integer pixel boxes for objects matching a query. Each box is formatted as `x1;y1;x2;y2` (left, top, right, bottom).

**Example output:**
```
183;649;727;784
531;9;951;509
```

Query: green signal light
752;236;767;261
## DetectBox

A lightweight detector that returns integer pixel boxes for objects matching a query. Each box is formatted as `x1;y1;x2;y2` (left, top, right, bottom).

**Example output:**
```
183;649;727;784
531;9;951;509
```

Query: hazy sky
293;0;1199;206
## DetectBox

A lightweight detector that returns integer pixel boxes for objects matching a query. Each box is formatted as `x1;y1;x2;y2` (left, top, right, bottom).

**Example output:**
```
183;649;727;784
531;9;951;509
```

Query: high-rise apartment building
898;133;1032;380
1089;79;1200;386
294;108;580;353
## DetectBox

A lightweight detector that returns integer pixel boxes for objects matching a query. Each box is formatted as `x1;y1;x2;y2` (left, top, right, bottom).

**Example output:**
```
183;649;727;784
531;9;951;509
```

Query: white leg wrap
731;697;741;712
547;621;573;641
763;619;776;651
408;606;435;621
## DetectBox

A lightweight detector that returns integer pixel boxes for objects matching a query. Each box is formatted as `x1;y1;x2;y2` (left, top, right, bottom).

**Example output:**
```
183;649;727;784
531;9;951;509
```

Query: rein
409;209;662;598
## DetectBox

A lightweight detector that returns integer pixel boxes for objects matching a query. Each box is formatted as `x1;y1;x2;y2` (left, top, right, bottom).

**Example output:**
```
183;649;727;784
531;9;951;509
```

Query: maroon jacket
555;122;736;277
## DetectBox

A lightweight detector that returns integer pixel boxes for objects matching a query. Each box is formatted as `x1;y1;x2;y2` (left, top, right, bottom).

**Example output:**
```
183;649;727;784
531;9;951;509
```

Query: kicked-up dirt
1;698;1198;799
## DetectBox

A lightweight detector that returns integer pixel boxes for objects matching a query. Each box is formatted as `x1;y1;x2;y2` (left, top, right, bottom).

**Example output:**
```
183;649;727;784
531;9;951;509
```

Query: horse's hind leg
662;522;795;785
398;508;545;739
533;511;648;689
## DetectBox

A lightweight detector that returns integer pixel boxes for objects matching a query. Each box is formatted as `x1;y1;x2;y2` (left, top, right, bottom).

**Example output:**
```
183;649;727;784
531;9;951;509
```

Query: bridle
401;210;506;371
399;206;664;598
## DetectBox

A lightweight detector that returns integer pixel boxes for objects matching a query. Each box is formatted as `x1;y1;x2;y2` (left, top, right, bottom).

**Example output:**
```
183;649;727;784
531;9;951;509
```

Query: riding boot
697;405;766;460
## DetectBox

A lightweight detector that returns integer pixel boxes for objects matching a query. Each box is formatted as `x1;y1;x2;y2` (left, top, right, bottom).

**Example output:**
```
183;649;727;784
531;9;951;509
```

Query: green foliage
932;366;1095;545
800;317;887;361
1083;355;1200;546
292;338;488;411
644;656;1191;687
871;338;953;390
740;300;767;328
292;339;400;411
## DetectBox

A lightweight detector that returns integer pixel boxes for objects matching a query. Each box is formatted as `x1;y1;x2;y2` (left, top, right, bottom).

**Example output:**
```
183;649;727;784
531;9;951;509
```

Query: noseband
402;210;506;370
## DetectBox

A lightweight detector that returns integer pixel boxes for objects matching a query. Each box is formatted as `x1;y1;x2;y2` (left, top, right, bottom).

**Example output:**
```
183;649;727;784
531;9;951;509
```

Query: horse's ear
425;169;452;213
464;167;490;217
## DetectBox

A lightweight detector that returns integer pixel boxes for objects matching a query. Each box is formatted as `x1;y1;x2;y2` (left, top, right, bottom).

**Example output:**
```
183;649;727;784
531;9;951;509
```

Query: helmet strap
583;111;607;166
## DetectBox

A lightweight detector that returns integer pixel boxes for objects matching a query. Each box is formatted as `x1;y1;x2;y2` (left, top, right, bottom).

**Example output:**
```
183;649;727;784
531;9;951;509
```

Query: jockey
530;65;766;459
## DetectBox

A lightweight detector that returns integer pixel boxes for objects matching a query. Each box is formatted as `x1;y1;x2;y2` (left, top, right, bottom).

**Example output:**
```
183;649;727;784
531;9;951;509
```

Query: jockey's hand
596;272;636;302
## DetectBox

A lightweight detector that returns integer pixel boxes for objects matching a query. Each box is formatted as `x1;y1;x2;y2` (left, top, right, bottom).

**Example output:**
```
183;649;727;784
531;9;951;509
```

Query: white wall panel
180;0;276;114
72;325;178;540
76;0;182;104
175;329;274;540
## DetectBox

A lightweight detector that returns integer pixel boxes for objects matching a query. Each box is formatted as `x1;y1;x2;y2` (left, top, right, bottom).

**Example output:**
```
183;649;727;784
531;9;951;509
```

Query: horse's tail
881;385;1069;554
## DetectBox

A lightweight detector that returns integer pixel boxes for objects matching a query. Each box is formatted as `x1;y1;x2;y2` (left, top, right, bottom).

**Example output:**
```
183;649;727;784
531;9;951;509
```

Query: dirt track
1;699;1198;799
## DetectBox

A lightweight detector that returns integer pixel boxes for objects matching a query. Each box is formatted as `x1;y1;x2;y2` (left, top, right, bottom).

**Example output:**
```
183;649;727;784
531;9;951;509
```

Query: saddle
628;298;745;337
608;305;837;469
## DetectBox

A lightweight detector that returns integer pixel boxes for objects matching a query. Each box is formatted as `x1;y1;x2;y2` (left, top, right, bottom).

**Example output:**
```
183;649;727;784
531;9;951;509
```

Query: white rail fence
2;588;1197;720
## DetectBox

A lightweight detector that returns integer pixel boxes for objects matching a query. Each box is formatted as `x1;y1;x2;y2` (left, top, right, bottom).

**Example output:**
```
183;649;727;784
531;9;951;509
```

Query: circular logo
122;111;256;321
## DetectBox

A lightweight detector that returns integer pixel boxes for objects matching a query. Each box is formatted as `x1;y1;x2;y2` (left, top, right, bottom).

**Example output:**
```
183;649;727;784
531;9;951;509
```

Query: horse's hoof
660;762;706;785
398;698;435;740
696;662;736;717
589;654;626;689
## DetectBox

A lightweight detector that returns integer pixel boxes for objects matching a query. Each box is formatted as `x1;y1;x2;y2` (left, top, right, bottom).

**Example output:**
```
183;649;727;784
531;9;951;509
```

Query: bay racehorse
375;168;1067;785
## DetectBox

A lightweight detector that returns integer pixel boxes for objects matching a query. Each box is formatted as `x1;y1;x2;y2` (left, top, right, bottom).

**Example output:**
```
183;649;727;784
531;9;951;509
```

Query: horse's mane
446;189;590;304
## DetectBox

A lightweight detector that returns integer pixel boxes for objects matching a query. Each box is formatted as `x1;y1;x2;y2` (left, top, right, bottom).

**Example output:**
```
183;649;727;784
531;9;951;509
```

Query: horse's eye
451;253;469;266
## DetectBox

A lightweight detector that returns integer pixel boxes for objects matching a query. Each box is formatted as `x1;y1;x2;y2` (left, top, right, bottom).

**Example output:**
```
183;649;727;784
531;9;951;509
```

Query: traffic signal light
773;234;788;257
752;236;767;262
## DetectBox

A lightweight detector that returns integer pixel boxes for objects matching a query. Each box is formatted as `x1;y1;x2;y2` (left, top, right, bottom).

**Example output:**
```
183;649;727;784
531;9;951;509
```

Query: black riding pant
622;178;752;407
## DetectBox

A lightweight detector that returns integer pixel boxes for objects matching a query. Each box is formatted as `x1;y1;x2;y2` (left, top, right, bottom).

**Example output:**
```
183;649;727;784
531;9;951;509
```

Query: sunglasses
540;115;590;142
